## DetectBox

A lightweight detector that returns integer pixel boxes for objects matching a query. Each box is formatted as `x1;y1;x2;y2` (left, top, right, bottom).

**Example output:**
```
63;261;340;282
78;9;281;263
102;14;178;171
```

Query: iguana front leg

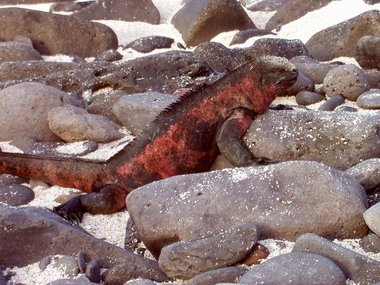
53;184;127;223
216;108;256;167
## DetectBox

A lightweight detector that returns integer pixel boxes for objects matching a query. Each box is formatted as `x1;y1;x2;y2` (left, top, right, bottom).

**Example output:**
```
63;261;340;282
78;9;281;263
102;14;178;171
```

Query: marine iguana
0;56;297;221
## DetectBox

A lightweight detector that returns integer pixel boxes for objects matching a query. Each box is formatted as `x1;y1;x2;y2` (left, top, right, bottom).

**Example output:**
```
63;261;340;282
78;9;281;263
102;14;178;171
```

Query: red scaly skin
0;56;297;215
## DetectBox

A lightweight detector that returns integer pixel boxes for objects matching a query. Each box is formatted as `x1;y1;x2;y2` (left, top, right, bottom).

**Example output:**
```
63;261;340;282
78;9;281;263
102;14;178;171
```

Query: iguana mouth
275;69;298;87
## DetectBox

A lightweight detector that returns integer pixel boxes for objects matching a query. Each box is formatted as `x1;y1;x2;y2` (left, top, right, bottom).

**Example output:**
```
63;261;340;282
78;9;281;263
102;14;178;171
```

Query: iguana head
239;56;298;114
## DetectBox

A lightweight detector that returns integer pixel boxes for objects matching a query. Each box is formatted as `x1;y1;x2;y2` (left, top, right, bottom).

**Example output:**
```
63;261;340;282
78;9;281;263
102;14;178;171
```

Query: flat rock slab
127;161;368;257
0;204;168;282
243;110;380;170
240;252;346;285
0;8;118;57
293;233;380;285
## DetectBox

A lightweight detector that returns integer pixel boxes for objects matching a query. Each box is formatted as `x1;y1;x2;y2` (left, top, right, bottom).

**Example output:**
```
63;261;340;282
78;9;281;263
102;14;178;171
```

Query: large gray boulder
127;161;368;257
0;8;118;57
243;110;380;170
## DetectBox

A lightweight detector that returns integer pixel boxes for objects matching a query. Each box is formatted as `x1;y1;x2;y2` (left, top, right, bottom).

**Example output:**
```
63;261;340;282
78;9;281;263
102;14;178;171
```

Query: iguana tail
0;151;110;192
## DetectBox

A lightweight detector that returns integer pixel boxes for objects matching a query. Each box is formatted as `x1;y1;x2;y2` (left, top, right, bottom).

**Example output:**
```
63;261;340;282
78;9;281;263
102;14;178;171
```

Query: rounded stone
357;89;380;109
363;203;380;236
323;64;370;101
0;184;34;206
296;91;325;105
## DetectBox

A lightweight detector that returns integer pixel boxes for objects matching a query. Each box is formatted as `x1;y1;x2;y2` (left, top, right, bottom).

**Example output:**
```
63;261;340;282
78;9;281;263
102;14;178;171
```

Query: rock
364;0;380;3
244;110;380;169
240;243;270;266
127;161;368;257
323;64;370;100
0;8;118;57
360;233;380;253
290;56;344;84
357;89;380;109
230;29;276;45
0;82;80;142
265;0;333;31
293;233;380;285
121;280;156;285
73;0;160;24
112;92;178;134
87;90;140;124
53;255;80;278
345;159;380;190
318;95;345;111
240;252;346;285
0;204;169;283
296;91;325;105
158;223;258;279
306;10;380;61
94;49;123;62
355;36;380;69
247;0;291;12
99;50;215;93
48;105;124;143
171;0;255;46
335;105;357;112
0;174;27;187
365;69;380;89
185;266;248;285
193;42;242;72
125;36;175;53
46;276;99;285
85;260;101;283
209;154;235;171
0;41;42;63
244;38;311;60
282;71;314;96
50;1;93;13
0;184;34;206
364;203;380;236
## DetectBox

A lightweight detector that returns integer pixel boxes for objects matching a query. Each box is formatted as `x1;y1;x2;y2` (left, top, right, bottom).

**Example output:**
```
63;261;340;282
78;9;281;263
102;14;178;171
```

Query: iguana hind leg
216;108;256;167
54;184;127;223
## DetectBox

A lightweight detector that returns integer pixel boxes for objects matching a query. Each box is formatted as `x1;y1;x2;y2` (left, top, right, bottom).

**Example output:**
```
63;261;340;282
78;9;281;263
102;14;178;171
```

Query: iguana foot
53;195;85;224
53;184;127;223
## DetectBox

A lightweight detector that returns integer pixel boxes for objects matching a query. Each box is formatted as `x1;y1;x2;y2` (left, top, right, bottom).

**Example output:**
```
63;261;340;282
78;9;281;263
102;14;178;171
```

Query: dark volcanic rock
318;95;345;111
125;36;174;53
184;266;248;285
0;204;169;282
158;223;258;279
0;8;118;57
293;233;380;285
127;161;367;257
171;0;255;46
306;10;380;61
355;36;380;70
247;0;291;12
230;29;276;45
282;71;314;96
244;38;311;60
244;110;380;169
240;252;346;285
73;0;160;24
0;41;42;63
0;184;34;206
265;0;334;31
94;49;123;62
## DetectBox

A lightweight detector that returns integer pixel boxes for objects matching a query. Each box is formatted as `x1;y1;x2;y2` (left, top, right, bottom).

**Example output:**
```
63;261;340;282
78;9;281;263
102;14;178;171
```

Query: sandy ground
2;0;380;284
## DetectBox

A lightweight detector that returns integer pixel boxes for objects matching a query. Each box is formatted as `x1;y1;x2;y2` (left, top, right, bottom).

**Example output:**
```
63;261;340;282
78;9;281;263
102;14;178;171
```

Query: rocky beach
0;0;380;284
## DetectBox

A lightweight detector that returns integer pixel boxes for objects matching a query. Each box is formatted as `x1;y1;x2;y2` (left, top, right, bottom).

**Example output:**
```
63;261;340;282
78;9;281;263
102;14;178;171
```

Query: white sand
2;0;380;284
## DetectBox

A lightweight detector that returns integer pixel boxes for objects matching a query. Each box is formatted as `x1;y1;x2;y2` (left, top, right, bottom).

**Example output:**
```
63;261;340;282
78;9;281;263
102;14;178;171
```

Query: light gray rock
127;161;368;257
323;64;370;100
243;110;380;170
158;223;258;279
48;105;124;143
240;252;346;285
364;203;380;236
345;158;380;190
357;89;380;109
293;233;380;285
0;82;80;142
185;266;248;285
112;92;178;134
